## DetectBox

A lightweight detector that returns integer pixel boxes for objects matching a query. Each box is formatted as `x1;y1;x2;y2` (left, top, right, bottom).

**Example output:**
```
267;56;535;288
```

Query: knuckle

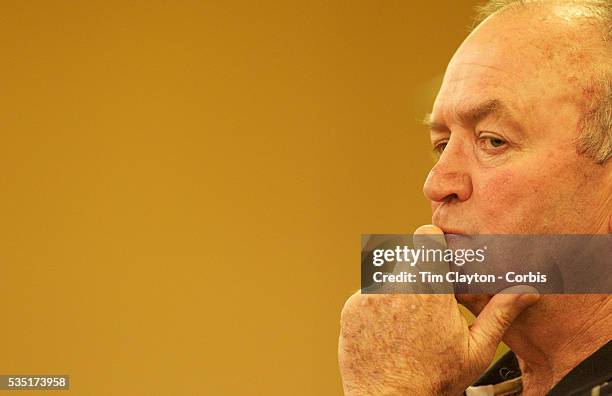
494;307;513;326
340;291;366;322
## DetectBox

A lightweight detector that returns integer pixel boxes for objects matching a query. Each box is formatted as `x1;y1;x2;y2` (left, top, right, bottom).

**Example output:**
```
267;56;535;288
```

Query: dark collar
473;340;612;395
548;340;611;396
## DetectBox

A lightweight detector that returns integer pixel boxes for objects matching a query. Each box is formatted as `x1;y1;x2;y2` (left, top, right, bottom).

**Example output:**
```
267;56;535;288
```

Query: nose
423;141;472;203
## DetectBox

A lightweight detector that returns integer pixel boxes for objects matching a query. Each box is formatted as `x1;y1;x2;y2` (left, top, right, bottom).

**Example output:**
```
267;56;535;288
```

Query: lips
436;226;474;251
432;207;468;235
434;225;466;235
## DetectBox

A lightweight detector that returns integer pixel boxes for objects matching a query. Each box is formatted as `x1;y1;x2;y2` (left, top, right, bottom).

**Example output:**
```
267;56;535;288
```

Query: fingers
414;224;445;236
469;285;540;358
413;224;447;252
362;225;450;294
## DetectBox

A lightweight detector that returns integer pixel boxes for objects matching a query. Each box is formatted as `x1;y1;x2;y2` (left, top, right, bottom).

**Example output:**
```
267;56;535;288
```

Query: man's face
423;7;611;235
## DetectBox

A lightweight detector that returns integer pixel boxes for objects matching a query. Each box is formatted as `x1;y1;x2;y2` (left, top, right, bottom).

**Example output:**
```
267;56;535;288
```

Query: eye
478;134;507;150
433;140;448;155
488;137;506;147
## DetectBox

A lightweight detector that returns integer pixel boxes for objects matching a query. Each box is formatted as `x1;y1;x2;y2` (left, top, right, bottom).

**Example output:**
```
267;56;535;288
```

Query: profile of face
423;5;611;235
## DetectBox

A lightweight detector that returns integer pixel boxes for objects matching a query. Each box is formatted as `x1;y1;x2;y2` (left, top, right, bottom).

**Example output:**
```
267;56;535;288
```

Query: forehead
431;5;596;124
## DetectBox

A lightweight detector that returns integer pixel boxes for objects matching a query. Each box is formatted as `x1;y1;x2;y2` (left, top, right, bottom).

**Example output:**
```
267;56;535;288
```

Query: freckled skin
425;7;611;235
423;4;612;395
340;4;612;396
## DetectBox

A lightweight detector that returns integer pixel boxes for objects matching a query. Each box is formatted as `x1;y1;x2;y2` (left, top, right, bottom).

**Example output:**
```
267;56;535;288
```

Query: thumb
412;224;452;294
469;285;540;358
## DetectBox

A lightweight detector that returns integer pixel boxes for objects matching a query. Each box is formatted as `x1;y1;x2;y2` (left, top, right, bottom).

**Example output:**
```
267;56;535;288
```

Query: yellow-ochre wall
0;1;491;394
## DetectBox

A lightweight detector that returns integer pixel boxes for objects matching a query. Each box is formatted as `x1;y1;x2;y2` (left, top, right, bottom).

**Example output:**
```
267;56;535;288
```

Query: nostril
423;169;472;203
444;193;458;203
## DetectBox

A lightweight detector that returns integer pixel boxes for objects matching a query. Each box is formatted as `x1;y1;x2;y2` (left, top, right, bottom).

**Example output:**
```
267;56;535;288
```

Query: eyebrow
423;99;523;134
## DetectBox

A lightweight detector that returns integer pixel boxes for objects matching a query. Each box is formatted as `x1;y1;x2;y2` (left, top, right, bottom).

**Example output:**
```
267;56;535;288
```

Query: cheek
474;168;549;232
478;170;514;197
474;159;601;233
477;169;523;208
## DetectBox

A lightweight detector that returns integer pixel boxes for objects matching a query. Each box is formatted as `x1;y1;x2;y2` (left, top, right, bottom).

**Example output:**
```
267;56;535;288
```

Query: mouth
438;229;467;251
432;205;473;235
435;225;466;235
431;207;466;235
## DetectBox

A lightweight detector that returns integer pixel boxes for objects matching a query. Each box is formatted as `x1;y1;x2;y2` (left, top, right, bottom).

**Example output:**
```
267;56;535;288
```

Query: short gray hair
474;0;611;163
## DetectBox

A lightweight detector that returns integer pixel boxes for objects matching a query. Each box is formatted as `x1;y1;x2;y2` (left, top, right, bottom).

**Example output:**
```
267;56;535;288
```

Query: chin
456;293;494;315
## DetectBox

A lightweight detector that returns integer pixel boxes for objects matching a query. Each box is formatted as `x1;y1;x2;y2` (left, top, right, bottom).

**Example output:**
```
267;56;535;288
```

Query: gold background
1;1;485;394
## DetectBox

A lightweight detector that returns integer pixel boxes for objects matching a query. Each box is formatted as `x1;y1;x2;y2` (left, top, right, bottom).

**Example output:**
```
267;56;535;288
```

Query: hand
338;225;539;395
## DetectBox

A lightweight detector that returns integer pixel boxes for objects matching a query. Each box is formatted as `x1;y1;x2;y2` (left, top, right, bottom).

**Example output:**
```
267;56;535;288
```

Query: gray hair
474;0;611;163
